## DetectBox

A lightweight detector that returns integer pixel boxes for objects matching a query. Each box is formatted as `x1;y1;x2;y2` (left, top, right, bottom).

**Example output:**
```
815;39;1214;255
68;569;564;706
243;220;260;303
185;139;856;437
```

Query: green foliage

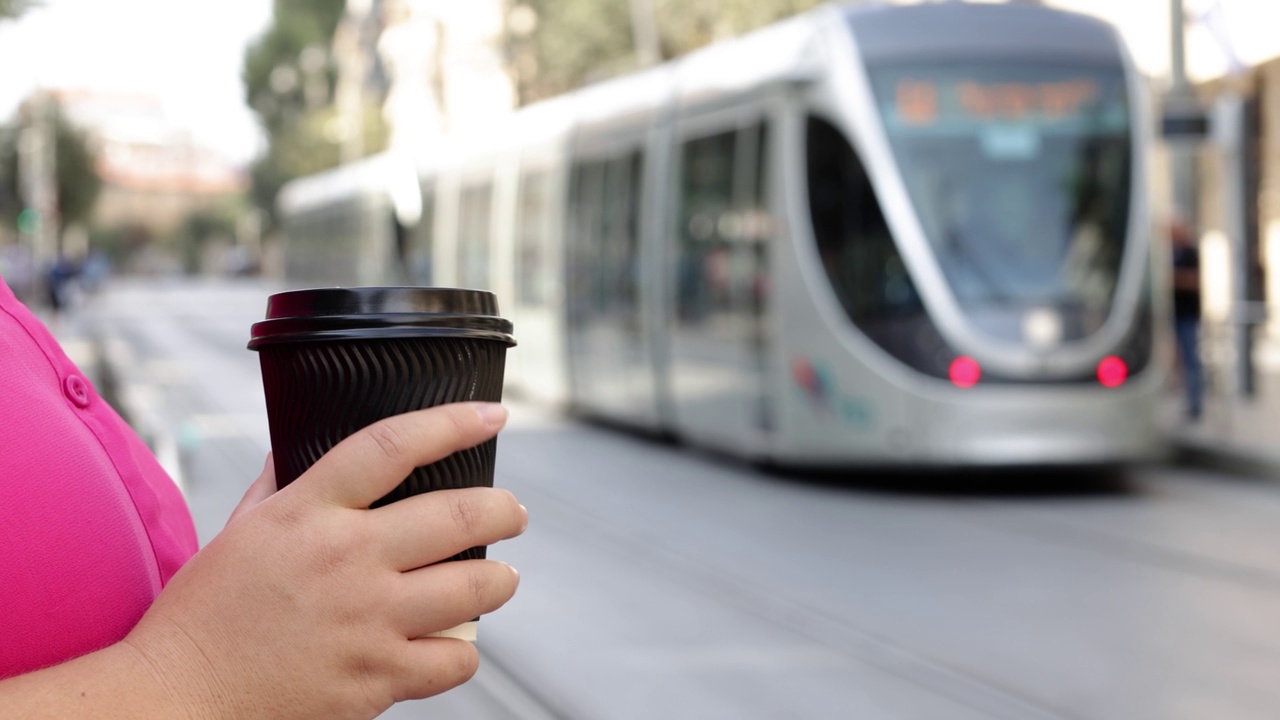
242;0;348;227
509;0;636;103
0;108;101;235
0;0;36;20
248;103;388;226
0;125;18;225
243;0;345;135
653;0;827;54
87;223;153;269
508;0;829;105
170;197;246;274
52;108;101;228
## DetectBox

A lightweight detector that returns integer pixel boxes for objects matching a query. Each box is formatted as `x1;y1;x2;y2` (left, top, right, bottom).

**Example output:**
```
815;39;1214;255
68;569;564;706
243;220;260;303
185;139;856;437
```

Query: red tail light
1097;356;1128;388
949;356;981;388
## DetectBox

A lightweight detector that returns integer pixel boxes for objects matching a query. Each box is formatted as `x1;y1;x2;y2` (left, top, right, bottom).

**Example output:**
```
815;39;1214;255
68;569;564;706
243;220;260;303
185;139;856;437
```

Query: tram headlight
1097;356;1128;388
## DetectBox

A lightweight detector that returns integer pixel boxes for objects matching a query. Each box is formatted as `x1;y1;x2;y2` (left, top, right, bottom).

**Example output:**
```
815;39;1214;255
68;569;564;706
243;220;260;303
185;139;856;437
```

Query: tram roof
845;2;1124;66
277;152;416;215
670;12;821;110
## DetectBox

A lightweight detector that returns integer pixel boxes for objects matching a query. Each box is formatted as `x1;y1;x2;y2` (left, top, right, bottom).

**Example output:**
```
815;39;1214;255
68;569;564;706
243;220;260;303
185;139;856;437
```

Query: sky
0;0;272;165
0;0;1277;169
1049;0;1280;83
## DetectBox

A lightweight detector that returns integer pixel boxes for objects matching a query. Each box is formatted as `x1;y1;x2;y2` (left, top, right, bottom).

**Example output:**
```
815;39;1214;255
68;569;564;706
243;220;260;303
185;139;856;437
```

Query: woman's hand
124;401;525;720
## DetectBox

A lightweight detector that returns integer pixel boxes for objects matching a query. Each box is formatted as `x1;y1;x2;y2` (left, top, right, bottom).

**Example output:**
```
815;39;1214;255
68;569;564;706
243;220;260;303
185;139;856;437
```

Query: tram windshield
869;62;1131;342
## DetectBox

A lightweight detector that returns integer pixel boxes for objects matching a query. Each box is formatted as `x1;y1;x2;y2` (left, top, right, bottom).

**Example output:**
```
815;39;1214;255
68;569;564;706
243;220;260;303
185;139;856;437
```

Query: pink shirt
0;276;197;679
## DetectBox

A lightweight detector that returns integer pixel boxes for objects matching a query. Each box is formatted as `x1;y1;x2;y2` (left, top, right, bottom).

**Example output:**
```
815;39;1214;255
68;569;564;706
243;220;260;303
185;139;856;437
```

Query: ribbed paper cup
248;287;516;641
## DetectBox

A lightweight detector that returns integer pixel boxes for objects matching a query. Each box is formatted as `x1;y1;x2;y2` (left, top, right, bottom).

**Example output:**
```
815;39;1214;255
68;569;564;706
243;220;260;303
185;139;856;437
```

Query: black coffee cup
248;285;515;558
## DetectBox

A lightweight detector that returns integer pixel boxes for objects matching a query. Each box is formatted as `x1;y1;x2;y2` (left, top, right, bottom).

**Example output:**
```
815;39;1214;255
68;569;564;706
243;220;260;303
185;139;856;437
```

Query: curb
1168;434;1280;480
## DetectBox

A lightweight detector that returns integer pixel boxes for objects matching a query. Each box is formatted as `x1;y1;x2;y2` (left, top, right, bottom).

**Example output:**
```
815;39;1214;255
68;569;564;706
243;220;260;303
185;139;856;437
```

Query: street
68;278;1280;720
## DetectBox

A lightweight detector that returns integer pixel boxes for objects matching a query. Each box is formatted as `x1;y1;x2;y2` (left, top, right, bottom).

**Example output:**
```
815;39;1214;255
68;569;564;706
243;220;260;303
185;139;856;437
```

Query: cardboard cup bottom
421;621;478;642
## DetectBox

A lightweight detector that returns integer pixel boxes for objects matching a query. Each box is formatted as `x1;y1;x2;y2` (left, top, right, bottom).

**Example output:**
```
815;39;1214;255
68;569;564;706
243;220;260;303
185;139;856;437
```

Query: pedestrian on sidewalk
0;274;527;719
1170;212;1204;421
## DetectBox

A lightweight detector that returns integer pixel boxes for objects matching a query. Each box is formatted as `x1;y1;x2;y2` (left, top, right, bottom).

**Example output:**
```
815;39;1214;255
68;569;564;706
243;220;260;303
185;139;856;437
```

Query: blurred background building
54;90;247;235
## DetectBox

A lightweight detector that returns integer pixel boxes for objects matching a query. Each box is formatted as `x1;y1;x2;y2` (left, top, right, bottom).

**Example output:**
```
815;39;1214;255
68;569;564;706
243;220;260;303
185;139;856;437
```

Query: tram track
958;469;1280;597
487;422;1280;720
504;478;1084;720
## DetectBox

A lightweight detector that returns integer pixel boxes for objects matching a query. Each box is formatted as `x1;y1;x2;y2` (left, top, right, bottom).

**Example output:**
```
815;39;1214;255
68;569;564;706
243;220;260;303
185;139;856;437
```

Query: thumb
227;453;278;526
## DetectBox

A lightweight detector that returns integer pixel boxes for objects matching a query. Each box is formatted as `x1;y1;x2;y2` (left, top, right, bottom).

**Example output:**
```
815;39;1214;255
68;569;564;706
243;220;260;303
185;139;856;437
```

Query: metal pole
18;92;58;275
1171;0;1187;94
1169;0;1197;224
628;0;662;68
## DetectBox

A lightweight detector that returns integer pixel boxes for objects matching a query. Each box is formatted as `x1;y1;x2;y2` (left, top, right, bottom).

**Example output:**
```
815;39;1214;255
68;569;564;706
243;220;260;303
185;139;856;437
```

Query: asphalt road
65;278;1280;720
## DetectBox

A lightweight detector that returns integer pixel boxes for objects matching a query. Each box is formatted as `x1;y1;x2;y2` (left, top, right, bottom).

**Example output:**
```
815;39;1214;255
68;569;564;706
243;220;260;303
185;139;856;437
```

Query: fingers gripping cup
248;287;515;641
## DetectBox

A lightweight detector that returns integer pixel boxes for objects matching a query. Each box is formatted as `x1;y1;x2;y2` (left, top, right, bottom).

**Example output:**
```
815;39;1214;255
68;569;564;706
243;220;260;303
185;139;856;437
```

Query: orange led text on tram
894;78;1100;126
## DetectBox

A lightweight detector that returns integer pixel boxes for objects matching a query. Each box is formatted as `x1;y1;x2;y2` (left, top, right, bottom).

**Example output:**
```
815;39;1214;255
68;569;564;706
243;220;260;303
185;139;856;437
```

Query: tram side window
457;183;493;290
740;123;771;324
515;171;550;305
567;160;605;321
805;116;919;322
567;152;643;322
601;152;642;320
677;130;736;325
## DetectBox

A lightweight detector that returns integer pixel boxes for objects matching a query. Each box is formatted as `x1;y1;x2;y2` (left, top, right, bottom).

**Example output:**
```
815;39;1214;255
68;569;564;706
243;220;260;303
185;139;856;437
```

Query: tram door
508;163;570;406
669;116;772;452
565;147;654;423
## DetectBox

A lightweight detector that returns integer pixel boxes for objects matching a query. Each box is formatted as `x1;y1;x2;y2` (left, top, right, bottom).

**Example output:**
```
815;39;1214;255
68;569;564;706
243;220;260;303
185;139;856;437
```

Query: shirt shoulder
0;278;197;679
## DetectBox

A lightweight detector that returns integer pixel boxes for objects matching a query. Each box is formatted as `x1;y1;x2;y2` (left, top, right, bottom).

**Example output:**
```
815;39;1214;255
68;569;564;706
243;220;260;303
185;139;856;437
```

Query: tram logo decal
791;357;875;429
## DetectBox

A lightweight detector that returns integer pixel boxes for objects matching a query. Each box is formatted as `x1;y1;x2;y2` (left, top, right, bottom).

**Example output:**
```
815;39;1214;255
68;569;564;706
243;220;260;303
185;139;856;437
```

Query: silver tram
278;2;1166;468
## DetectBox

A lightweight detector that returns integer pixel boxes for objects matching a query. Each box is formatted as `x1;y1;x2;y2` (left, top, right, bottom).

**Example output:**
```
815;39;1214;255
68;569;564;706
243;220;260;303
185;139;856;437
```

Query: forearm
0;641;195;720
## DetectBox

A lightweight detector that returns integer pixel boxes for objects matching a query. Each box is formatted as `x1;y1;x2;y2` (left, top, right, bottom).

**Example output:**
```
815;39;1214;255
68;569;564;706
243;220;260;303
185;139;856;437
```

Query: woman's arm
0;641;189;719
0;402;525;720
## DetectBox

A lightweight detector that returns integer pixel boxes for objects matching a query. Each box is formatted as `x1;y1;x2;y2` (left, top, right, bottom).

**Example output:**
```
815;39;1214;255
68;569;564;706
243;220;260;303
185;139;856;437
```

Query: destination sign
894;78;1102;126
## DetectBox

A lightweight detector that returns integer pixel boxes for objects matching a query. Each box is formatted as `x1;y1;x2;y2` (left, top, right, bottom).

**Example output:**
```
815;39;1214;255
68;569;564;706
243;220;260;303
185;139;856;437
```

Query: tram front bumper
914;384;1164;467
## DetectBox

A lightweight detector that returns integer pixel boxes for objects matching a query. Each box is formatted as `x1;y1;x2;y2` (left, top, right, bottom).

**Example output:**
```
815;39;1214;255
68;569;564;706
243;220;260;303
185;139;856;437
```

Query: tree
506;0;829;105
507;0;635;104
171;197;248;275
654;0;828;54
0;0;35;20
51;108;101;230
243;0;345;138
0;102;101;240
243;0;388;228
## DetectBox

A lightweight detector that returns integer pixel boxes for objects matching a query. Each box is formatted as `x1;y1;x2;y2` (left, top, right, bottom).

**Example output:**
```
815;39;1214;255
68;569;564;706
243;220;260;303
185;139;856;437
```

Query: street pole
628;0;661;68
1169;0;1196;224
18;91;58;276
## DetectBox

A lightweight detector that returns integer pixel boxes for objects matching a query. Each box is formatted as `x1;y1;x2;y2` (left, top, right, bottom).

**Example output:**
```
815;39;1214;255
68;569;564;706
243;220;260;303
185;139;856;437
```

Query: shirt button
64;375;92;408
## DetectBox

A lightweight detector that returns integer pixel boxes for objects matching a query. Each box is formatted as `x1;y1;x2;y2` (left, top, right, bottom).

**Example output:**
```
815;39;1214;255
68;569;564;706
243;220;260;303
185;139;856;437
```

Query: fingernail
475;403;509;428
503;562;520;579
519;504;529;533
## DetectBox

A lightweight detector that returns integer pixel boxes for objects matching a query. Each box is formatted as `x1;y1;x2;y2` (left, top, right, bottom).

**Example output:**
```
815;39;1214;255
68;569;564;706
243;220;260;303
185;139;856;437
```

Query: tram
278;2;1166;468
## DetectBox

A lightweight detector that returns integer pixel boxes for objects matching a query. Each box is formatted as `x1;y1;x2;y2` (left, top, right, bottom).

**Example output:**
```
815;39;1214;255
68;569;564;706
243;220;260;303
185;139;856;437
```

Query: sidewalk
1166;368;1280;478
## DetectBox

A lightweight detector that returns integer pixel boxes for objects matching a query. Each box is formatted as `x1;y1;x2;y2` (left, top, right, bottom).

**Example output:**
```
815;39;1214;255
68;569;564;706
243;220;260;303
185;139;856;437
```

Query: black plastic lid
248;287;515;350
